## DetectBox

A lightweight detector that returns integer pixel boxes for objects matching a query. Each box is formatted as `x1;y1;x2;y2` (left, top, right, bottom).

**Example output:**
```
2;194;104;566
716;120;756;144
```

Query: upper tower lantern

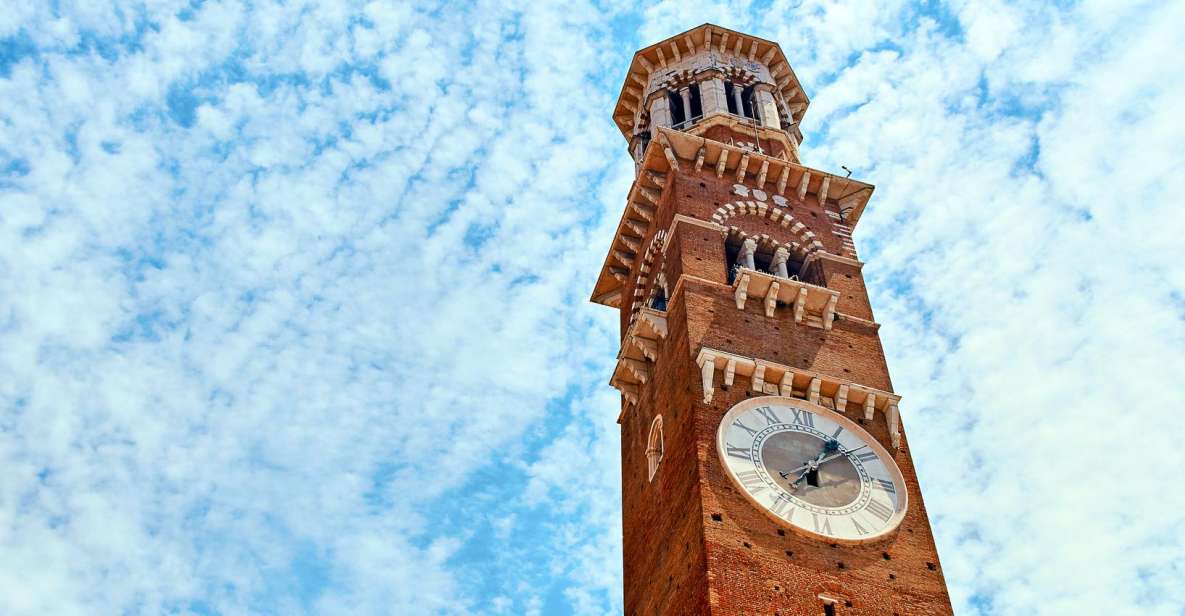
613;24;810;169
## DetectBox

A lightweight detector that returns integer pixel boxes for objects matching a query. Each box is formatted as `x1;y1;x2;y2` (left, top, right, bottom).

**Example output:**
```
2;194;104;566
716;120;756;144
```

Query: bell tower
591;25;954;615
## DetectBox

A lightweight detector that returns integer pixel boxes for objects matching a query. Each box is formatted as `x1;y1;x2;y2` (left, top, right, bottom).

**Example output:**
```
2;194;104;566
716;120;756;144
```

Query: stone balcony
731;267;840;329
610;307;669;412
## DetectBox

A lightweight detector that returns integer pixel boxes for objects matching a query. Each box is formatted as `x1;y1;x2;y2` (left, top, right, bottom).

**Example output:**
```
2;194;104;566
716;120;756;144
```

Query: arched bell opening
725;229;809;283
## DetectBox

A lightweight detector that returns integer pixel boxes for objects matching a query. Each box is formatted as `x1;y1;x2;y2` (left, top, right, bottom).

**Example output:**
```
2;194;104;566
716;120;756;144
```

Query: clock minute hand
781;444;871;479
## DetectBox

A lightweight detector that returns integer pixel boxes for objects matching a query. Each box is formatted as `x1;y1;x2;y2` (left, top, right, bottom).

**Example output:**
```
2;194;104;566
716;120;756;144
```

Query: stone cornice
695;346;902;448
590;129;876;308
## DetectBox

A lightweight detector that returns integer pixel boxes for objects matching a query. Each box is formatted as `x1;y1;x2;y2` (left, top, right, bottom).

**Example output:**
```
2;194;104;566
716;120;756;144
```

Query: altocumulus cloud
0;1;1182;615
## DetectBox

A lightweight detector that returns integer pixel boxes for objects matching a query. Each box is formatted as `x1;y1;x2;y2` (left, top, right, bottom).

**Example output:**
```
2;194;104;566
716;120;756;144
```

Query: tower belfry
591;24;954;615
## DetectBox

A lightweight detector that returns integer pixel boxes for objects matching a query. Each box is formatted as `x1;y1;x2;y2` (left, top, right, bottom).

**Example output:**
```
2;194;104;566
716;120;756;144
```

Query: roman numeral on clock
875;478;896;494
754;406;781;425
851;517;869;536
790;408;814;428
725;444;752;461
732;419;759;437
811;513;832;535
865;498;895;523
854;451;877;463
769;495;794;520
736;470;767;495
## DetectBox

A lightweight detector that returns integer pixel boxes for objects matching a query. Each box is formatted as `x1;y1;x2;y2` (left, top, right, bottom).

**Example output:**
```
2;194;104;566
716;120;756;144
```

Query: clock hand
779;451;826;480
779;444;873;480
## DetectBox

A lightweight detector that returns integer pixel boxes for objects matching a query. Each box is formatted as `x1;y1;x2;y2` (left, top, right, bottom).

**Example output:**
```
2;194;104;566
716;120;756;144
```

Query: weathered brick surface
615;147;953;615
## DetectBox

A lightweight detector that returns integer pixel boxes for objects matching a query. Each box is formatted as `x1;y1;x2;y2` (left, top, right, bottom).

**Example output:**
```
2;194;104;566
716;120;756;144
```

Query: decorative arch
710;200;826;255
646;414;664;482
630;230;668;323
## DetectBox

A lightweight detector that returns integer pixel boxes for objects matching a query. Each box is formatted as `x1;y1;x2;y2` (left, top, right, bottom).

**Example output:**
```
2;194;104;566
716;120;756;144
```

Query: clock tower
591;25;955;615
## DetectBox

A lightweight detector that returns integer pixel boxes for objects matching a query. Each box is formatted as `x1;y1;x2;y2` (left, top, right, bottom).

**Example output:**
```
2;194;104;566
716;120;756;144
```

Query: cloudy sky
1;1;1183;614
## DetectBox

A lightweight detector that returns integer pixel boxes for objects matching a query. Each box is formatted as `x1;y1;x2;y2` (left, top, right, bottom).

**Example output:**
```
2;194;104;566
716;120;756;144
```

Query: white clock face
716;397;907;543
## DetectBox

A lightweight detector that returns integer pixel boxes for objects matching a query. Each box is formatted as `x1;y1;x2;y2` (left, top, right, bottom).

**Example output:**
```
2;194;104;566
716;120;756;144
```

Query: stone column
649;92;672;129
771;246;790;278
755;86;781;128
739;237;757;270
679;87;692;124
731;83;745;117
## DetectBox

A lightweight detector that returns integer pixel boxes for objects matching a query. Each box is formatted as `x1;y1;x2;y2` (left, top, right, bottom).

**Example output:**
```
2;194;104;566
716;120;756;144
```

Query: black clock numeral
726;444;752;461
790;408;815;428
854;451;877;463
754;406;781;426
865;498;894;523
736;470;767;495
769;495;794;520
851;517;869;536
875;478;896;494
732;419;759;437
812;513;832;535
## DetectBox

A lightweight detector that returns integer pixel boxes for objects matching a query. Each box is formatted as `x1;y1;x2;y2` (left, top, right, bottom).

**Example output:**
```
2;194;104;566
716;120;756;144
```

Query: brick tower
590;25;954;615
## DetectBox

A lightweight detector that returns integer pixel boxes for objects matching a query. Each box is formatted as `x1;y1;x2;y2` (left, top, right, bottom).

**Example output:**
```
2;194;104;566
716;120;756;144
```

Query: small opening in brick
882;552;891;560
837;562;845;569
829;543;838;549
700;182;707;188
845;601;853;607
785;550;794;558
777;529;785;536
743;542;752;549
927;562;937;571
774;585;781;592
823;604;836;616
711;513;723;522
889;573;896;580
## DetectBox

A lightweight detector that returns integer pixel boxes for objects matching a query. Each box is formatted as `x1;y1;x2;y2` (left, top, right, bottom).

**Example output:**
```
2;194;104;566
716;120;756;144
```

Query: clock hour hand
780;451;826;489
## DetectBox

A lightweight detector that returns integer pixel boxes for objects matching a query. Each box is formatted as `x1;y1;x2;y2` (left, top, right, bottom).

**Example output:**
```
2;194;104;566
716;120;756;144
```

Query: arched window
646;415;664;482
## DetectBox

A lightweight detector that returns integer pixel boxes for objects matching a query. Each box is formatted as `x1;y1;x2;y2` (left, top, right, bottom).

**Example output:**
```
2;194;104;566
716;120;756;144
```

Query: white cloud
1;1;1183;614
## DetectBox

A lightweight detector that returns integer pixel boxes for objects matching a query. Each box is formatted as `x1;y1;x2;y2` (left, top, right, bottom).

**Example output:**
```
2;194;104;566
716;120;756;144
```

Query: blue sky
1;1;1184;614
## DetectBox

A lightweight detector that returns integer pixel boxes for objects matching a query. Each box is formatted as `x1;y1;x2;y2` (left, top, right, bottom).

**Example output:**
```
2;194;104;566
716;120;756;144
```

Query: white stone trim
646;414;664;482
710;199;825;255
694;346;902;448
730;267;840;329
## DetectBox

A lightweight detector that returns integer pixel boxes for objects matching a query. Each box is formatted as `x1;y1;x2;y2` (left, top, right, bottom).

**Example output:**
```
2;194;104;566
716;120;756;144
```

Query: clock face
716;397;908;543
